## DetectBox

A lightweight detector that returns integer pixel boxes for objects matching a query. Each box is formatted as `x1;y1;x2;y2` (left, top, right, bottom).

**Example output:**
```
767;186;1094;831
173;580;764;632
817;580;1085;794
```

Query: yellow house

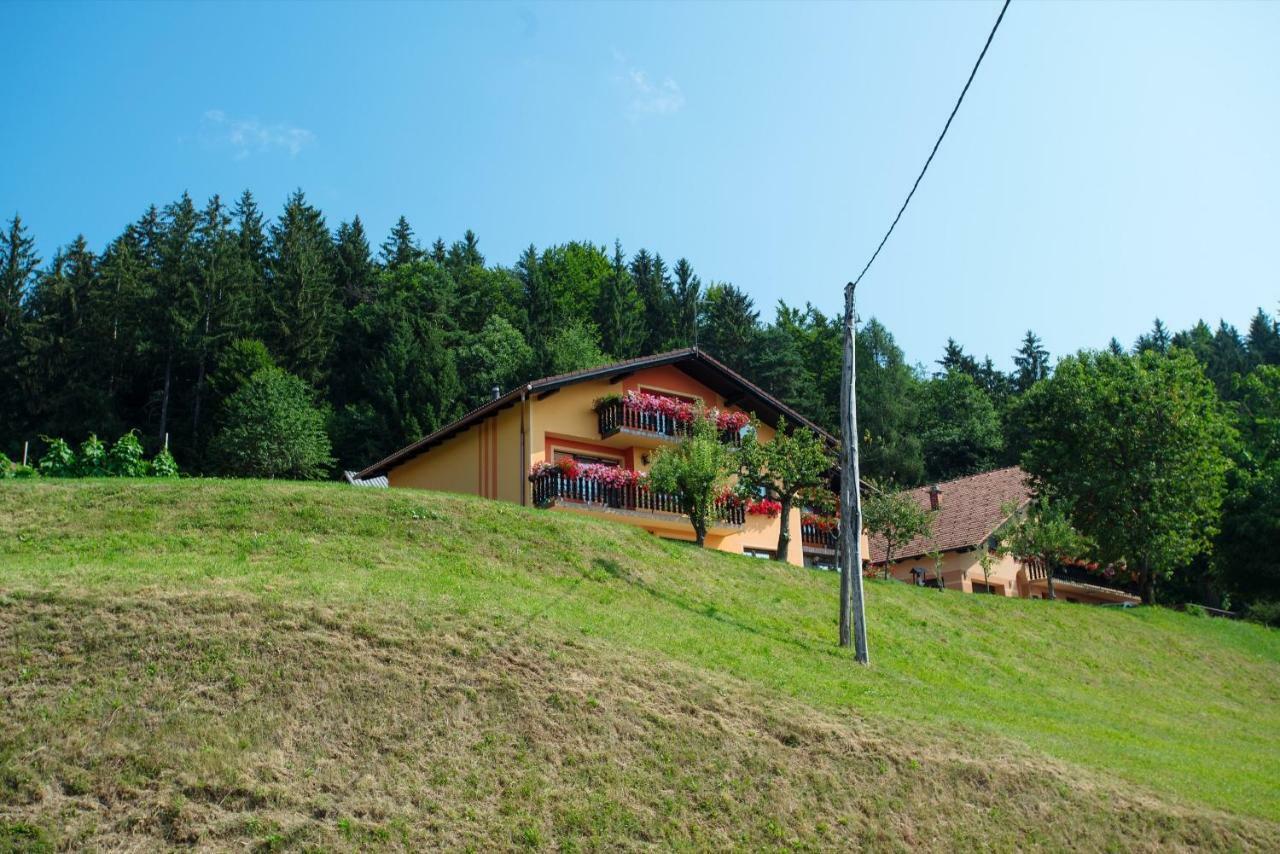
358;348;839;566
867;467;1140;605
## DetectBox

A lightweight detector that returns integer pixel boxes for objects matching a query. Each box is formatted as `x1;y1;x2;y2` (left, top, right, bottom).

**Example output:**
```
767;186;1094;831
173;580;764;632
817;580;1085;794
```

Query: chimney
928;484;942;511
492;386;502;400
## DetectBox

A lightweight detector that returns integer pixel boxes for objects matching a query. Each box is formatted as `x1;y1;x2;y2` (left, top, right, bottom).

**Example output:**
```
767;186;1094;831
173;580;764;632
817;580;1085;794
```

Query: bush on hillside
150;447;180;478
106;431;150;477
209;367;333;480
36;437;77;477
1245;600;1280;628
76;434;109;477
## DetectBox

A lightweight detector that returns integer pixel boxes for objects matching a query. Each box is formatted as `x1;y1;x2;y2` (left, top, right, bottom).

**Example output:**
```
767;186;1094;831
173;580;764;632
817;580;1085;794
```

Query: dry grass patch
2;590;1275;851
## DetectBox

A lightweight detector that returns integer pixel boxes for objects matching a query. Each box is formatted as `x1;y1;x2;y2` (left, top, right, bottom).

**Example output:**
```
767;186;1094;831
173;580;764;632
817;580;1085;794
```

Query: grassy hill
1;479;1278;850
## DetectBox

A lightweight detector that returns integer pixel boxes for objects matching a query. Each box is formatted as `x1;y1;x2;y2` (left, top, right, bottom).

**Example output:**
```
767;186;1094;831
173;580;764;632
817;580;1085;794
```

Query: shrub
107;431;150;477
1245;600;1280;628
36;437;77;477
149;447;180;478
76;434;109;477
0;452;10;478
209;367;334;480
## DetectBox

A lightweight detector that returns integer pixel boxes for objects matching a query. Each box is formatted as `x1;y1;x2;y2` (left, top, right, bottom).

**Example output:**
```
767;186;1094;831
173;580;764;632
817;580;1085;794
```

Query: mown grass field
2;479;1278;850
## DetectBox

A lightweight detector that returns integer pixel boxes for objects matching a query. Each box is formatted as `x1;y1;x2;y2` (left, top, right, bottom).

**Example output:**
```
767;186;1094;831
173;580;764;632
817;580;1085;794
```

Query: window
553;450;620;467
971;582;1001;595
743;547;775;560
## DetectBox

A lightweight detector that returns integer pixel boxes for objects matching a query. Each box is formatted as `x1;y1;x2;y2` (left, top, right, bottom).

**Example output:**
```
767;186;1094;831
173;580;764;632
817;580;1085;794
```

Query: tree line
1;190;1277;613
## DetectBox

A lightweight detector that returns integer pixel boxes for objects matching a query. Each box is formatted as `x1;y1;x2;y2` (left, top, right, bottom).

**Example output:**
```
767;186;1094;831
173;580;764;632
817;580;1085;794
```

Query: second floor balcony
595;393;746;447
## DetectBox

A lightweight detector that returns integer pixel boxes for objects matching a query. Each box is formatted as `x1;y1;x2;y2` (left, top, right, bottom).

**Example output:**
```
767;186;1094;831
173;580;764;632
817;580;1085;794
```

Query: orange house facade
359;349;840;566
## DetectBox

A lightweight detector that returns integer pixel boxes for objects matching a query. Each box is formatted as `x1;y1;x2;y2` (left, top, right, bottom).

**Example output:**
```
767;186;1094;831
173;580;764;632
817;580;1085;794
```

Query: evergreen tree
267;190;339;387
630;248;675;353
1246;307;1280;366
448;228;484;270
697;282;758;373
0;215;40;446
430;237;446;265
519;244;554;373
233;190;270;335
380;215;421;268
152;193;200;445
937;338;979;378
91;224;150;430
670;257;701;348
0;215;39;335
854;317;925;485
1208;321;1249;396
595;240;644;359
24;237;107;437
1172;320;1214;366
190;194;244;451
334;217;376;309
1012;329;1050;392
1107;337;1126;356
1134;318;1171;354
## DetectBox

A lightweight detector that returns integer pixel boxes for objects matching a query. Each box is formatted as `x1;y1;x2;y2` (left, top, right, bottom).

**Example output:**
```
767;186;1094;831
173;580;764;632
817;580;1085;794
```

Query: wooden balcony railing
1023;560;1139;595
530;471;746;526
596;399;742;446
801;522;838;550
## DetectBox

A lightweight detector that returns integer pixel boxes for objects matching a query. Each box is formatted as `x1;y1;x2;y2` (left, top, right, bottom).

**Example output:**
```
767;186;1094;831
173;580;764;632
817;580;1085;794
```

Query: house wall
880;549;1023;595
386;363;808;566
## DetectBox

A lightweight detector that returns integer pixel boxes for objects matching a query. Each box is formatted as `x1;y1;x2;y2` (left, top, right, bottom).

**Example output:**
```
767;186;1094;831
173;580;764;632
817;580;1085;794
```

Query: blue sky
3;0;1278;368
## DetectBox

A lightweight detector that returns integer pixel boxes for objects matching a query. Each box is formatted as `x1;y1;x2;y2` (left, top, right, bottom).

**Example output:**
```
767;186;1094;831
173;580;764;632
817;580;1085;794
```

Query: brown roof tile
868;466;1031;563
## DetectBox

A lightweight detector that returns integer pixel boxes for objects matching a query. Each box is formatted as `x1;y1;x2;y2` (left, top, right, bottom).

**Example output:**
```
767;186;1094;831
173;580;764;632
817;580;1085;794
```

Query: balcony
595;397;744;447
530;469;746;528
801;521;838;552
1023;560;1140;598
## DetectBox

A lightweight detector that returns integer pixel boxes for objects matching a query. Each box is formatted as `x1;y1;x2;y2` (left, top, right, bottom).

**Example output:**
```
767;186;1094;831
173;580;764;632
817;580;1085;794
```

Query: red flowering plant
712;409;751;433
622;390;698;423
802;512;840;534
746;497;783;517
529;457;581;479
715;487;745;509
577;463;647;488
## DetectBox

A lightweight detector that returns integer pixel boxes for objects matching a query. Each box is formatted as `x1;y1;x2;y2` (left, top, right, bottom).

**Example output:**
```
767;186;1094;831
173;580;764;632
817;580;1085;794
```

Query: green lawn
2;479;1278;850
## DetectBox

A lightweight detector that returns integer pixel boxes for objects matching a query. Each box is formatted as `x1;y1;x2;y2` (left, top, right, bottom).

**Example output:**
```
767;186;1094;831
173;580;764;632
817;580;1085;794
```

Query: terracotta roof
356;347;836;479
867;466;1031;564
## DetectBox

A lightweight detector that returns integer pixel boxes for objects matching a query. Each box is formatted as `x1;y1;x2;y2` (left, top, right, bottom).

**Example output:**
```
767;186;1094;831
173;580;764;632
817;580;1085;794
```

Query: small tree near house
999;498;1092;601
737;416;835;561
862;479;934;580
648;410;738;548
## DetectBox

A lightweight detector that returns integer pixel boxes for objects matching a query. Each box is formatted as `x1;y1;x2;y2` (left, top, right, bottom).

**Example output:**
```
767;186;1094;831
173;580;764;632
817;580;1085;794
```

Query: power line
850;0;1012;291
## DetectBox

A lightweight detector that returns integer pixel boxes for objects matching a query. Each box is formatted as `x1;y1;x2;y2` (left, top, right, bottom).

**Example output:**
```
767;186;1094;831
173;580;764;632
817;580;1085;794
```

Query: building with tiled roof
869;467;1139;605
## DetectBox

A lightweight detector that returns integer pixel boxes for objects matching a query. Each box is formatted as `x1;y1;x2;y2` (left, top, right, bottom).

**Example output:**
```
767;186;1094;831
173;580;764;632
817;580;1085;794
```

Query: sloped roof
868;466;1031;564
357;347;836;479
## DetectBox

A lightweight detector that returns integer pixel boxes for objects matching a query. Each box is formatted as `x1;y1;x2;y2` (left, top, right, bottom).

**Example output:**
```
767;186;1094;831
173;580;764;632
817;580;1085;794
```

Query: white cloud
626;70;685;118
200;110;315;159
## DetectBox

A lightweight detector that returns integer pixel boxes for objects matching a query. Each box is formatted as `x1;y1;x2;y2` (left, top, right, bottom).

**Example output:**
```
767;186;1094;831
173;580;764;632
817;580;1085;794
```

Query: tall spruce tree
380;216;421;268
1012;329;1050;392
189;195;245;451
233;190;270;336
267;190;339;387
630;249;675;353
670;257;701;348
519;244;554;374
334;217;376;309
152;193;200;445
0;215;40;446
697;282;758;373
1246;308;1280;366
595;240;643;359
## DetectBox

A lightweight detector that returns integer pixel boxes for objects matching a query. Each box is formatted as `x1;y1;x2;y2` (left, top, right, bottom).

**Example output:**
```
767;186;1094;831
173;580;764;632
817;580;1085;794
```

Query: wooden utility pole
839;282;869;663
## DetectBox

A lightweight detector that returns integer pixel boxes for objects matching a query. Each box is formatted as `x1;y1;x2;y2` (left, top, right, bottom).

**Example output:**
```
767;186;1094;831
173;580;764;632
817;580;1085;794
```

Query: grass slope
1;479;1278;851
